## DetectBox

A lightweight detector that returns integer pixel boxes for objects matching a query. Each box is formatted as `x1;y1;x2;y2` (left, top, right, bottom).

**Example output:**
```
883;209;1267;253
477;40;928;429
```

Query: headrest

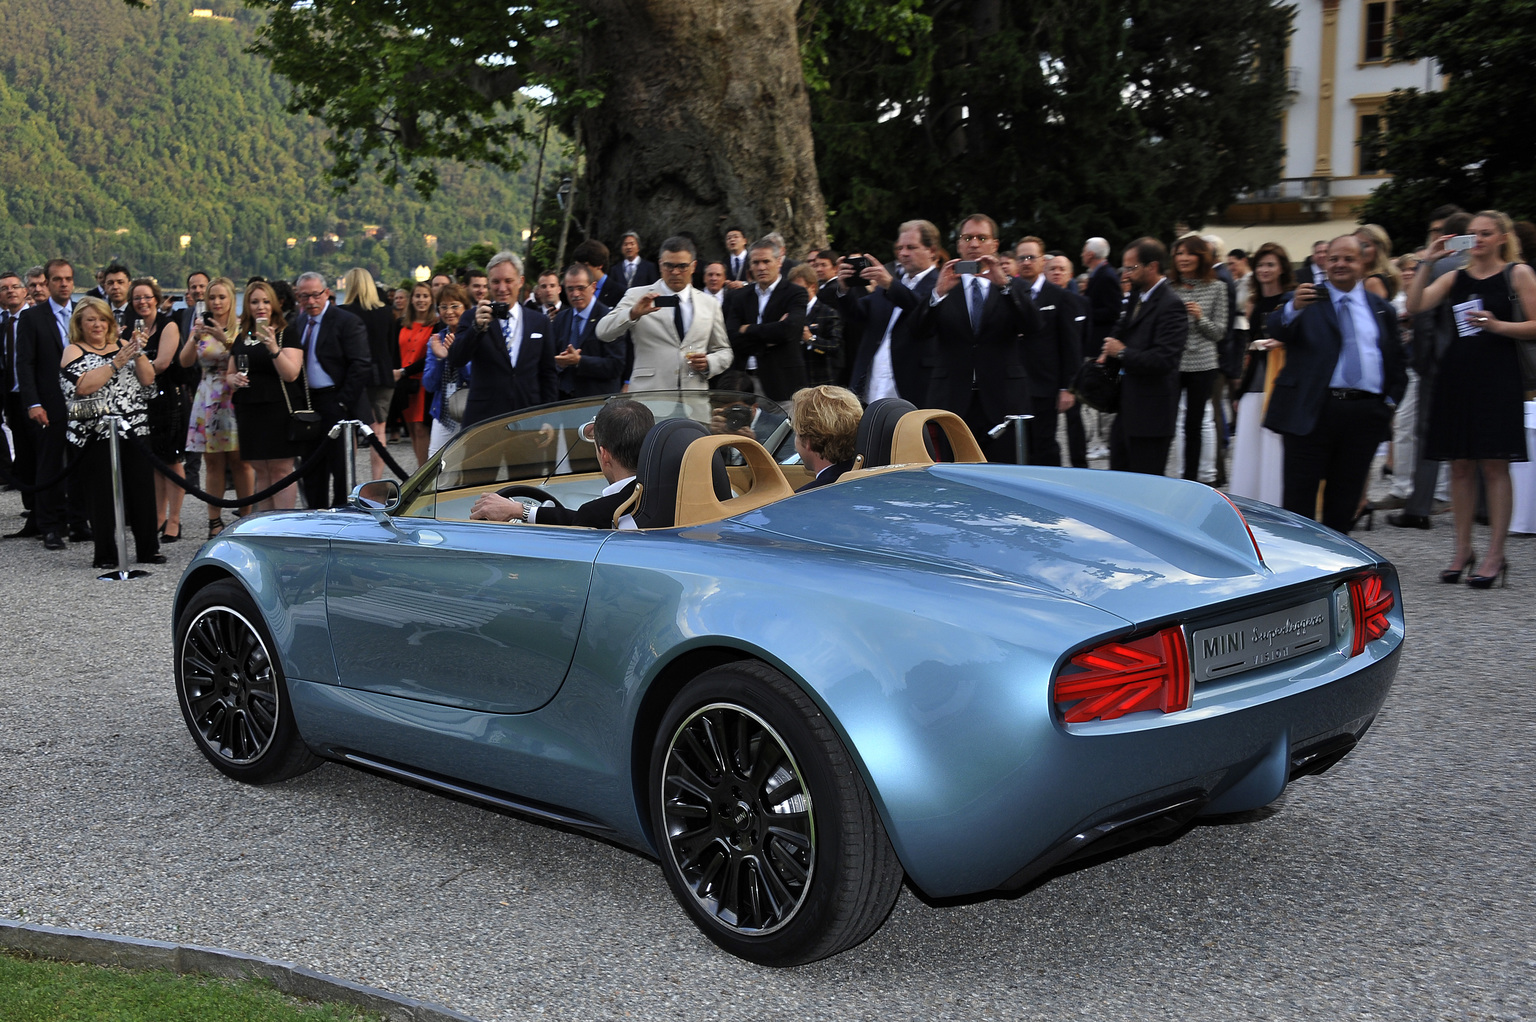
889;409;986;465
852;398;917;469
674;435;796;527
632;419;731;529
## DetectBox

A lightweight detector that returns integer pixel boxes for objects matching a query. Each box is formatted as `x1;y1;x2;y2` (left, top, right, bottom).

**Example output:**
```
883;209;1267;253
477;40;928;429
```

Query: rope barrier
0;442;93;494
126;433;339;509
360;429;412;481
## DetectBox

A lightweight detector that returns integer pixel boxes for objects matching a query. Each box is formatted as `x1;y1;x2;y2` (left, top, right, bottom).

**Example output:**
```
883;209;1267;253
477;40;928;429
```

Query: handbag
281;367;325;444
444;386;468;423
1073;357;1122;414
1504;263;1536;396
68;394;109;422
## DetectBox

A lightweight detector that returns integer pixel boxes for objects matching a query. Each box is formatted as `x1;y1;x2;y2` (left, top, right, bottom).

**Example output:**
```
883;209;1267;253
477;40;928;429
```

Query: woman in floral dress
180;276;253;535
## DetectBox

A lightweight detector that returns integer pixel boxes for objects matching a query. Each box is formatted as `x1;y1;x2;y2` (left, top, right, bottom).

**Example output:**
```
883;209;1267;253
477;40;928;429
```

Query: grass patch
0;950;385;1021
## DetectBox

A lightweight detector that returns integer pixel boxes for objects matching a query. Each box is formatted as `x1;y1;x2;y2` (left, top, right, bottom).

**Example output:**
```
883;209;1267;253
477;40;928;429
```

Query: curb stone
0;918;480;1022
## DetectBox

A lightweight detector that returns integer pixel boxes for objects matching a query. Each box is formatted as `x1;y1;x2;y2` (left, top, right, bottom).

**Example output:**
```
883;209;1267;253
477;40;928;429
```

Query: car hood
736;465;1377;626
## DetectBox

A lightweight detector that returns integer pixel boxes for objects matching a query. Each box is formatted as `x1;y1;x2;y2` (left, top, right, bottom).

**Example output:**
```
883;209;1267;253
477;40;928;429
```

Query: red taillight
1348;572;1394;656
1054;626;1190;723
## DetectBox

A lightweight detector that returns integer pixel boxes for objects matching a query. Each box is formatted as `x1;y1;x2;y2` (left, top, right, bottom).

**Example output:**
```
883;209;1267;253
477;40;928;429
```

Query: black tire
174;579;322;784
650;661;903;965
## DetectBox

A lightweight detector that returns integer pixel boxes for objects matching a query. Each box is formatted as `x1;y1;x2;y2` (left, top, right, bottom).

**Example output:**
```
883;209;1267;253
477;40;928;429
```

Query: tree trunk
578;0;827;265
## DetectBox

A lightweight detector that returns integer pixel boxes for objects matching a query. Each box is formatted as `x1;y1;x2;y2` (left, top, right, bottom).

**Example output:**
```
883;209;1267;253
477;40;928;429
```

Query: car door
325;517;611;714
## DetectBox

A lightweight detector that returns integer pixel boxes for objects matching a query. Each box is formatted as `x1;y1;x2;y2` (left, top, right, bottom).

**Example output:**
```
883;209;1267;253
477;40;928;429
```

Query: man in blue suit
448;250;558;427
1264;235;1407;534
551;265;624;398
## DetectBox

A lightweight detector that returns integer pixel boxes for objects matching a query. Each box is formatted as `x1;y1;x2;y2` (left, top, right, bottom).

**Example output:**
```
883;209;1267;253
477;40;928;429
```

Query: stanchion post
100;415;149;581
341;419;357;502
1005;413;1033;466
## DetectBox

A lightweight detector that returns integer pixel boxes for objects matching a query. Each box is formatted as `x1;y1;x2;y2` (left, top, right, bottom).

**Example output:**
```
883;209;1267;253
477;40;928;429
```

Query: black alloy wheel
651;661;903;966
175;579;321;784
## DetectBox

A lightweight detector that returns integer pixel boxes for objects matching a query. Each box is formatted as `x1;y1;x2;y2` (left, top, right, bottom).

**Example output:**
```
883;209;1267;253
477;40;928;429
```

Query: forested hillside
0;0;547;285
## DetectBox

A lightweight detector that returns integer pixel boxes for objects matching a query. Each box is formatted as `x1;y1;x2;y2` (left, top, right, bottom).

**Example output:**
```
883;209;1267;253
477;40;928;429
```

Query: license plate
1188;597;1332;683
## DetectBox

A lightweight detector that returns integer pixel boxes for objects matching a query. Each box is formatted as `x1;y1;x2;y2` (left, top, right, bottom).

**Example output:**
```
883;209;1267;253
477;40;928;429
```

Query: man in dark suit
0;272;31;502
724;236;809;404
723;227;751;286
290;272;372;509
1264;234;1408;534
525;269;563;320
837;219;943;401
551;264;624;398
469;399;654;528
1013;237;1083;466
15;258;92;547
1099;238;1188;475
920;214;1041;462
598;232;660;309
1066;237;1124;468
790;384;862;491
448;250;557;427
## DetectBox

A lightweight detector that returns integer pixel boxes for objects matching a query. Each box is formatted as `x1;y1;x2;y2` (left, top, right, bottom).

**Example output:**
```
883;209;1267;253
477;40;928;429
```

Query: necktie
1337;294;1361;388
969;278;984;335
303;318;317;353
673;301;686;341
625;262;634;285
733;255;741;278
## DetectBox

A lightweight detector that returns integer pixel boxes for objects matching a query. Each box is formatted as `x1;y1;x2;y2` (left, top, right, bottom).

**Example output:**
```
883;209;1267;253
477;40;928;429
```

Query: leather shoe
5;522;41;539
1387;511;1432;530
93;558;119;570
68;526;93;542
137;554;168;565
43;530;66;550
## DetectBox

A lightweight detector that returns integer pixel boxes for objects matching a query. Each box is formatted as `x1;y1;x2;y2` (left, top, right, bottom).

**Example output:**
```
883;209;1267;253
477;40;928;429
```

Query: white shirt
623;258;639;282
527;474;638;530
930;272;992;308
499;301;525;366
755;276;780;321
707;288;726;306
729;252;745;278
656;279;695;336
866;265;935;402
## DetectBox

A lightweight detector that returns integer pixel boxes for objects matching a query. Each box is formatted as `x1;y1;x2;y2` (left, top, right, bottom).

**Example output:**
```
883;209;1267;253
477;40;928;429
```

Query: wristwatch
520;501;536;523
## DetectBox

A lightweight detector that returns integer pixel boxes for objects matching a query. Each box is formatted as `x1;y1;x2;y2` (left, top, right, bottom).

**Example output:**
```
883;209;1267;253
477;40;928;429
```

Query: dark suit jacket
1022;280;1084;399
448;307;557;426
803;295;843;384
724;279;809;400
842;272;937;402
1263;288;1408;439
15;301;70;414
922;278;1042;424
292;305;373;424
725;252;751;283
599;259;659;308
552;300;626;397
796;459;853;492
1085;261;1124;347
342;302;399;387
1112;282;1188;438
533;478;637;528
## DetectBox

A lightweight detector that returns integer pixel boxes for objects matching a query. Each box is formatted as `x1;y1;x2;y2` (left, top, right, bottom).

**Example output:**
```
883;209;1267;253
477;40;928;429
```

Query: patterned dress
60;349;154;448
185;330;240;454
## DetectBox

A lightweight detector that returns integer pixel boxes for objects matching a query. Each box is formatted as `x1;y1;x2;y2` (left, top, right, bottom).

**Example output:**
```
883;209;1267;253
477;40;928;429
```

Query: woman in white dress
1227;243;1292;505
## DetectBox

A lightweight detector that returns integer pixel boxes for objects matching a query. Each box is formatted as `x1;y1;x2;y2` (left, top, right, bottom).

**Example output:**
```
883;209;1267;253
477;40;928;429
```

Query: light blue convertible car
172;392;1402;965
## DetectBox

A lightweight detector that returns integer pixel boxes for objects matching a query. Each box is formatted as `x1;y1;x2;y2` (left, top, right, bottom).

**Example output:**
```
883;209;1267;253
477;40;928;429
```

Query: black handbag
282;367;325;444
1073;357;1122;414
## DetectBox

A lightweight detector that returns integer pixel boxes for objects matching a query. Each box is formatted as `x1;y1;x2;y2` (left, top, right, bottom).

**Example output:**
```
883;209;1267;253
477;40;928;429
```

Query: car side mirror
350;479;400;526
579;419;597;443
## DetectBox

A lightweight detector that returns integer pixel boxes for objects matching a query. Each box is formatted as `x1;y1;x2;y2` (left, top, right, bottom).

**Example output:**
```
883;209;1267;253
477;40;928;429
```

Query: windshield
397;391;799;519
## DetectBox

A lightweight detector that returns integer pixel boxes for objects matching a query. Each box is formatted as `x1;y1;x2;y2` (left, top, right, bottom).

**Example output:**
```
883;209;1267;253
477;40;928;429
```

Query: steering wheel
495;483;566;509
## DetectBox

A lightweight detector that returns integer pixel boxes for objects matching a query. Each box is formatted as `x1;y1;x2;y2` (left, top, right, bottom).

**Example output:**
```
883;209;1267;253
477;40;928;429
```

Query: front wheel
650;661;903;965
175;579;321;784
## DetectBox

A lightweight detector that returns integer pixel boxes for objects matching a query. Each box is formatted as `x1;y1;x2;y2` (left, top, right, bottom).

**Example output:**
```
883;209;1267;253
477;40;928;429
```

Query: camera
954;260;982;275
844;256;871;274
652;294;680;308
723;403;753;433
1446;234;1476;252
489;301;511;319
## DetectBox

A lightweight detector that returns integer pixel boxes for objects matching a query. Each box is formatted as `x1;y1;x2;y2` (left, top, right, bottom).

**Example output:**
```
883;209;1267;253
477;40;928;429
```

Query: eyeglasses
437;305;465;316
0;283;24;292
564;283;593;292
660;261;694;271
959;234;994;243
1121;264;1142;273
1016;254;1039;262
295;290;326;300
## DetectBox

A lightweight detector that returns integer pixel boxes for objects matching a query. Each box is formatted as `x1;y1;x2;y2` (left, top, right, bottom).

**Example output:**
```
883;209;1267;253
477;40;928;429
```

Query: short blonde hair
791;385;863;464
341;266;383;310
68;296;115;347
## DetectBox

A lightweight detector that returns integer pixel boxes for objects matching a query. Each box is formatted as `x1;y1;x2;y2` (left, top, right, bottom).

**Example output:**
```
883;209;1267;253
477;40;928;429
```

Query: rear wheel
650;661;902;965
175;579;321;784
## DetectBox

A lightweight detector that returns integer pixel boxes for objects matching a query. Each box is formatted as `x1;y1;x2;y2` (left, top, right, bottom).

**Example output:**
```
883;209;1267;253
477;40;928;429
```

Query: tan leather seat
888;409;986;465
674;434;795;527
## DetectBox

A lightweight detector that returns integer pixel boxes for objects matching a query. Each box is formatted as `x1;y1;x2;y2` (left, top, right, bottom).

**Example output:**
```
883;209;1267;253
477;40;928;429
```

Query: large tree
231;0;827;262
804;0;1293;253
1360;0;1536;243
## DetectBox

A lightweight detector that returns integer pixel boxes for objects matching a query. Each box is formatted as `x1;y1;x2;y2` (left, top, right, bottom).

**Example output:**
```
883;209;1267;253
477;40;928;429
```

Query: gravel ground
1;449;1533;1022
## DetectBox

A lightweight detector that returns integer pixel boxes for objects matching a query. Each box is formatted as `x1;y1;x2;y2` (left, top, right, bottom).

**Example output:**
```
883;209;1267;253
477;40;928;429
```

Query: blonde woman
1408;210;1536;587
1354;224;1402;301
180;276;254;535
340;267;400;479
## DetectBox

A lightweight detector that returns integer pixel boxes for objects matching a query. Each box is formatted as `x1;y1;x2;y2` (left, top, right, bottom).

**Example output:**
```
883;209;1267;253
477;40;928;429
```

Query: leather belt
1329;388;1379;400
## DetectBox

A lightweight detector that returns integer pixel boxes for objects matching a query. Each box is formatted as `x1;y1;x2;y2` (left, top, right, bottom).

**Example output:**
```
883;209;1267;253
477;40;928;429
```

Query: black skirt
147;384;189;462
234;399;301;460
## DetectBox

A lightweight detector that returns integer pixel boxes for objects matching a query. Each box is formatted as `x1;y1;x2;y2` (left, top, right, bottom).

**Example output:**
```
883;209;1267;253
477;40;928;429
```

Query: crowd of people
1;203;1531;585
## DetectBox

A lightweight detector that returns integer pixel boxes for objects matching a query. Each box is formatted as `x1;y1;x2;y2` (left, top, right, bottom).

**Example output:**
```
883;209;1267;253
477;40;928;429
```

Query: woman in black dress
228;280;303;510
1407;210;1536;587
128;278;186;542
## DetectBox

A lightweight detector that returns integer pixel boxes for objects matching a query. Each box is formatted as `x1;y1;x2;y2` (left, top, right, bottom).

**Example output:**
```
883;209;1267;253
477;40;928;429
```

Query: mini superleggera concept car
173;391;1402;965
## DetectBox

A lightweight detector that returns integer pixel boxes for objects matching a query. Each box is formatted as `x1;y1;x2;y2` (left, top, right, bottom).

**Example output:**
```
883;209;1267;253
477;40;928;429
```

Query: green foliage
433;242;499;279
0;0;546;285
0;951;381;1021
1360;0;1536;242
805;0;1292;254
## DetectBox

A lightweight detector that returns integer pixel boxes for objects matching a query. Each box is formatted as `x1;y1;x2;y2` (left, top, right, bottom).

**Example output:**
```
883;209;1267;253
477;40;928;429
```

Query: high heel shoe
1440;550;1477;584
1466;559;1508;589
160;521;181;543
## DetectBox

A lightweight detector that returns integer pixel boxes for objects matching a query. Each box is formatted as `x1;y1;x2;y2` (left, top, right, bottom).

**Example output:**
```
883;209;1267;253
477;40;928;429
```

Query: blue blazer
552;301;626;397
1263;288;1408;438
447;308;557;427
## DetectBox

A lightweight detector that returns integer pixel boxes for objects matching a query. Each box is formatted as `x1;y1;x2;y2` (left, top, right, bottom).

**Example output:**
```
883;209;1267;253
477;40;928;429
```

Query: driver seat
631;420;732;529
851;398;917;470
